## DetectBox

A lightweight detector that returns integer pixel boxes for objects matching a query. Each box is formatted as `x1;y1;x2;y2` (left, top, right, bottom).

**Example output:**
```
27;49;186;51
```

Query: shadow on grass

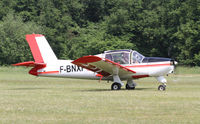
7;88;48;90
79;87;154;92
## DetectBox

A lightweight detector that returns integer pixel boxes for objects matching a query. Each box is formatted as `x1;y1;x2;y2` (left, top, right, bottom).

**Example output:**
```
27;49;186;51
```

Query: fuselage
37;57;175;81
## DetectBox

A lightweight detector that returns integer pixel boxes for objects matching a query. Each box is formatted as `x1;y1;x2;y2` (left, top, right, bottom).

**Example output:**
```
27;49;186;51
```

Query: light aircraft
13;34;177;91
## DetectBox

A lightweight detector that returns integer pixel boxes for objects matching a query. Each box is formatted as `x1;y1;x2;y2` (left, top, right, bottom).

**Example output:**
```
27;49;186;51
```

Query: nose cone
170;60;178;66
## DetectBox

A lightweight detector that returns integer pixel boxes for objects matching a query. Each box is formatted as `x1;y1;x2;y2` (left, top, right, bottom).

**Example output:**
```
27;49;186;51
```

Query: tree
0;12;43;65
0;0;200;66
66;23;136;59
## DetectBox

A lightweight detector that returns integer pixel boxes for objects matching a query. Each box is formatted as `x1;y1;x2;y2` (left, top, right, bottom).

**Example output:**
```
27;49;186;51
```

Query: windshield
132;51;145;63
105;51;130;64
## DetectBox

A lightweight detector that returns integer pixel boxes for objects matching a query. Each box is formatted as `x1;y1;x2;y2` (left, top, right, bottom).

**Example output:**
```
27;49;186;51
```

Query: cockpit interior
105;50;145;64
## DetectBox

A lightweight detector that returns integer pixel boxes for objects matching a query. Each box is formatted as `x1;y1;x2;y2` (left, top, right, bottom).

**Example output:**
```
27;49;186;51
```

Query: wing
72;55;136;77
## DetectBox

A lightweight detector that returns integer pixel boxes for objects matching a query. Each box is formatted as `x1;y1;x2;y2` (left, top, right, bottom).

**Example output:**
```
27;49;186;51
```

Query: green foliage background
0;0;200;66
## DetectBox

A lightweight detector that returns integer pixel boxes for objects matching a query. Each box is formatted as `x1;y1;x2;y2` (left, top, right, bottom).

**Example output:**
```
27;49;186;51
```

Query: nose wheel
156;76;167;91
158;85;166;91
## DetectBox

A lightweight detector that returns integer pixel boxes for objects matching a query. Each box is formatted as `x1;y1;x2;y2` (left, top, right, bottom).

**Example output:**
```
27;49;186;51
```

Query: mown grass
0;66;200;124
176;66;200;74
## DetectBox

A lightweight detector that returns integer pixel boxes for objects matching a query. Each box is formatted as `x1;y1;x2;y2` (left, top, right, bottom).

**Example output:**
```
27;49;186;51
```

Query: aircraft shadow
79;87;154;92
8;87;154;92
8;88;47;90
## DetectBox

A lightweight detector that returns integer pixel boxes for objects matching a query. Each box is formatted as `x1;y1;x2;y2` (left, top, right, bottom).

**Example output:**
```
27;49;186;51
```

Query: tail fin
26;34;57;63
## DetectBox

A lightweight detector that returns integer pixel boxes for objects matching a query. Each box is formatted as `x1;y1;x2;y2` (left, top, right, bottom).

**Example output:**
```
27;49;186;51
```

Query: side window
112;53;122;64
121;52;130;64
105;52;130;64
132;52;139;63
132;51;144;63
105;54;112;61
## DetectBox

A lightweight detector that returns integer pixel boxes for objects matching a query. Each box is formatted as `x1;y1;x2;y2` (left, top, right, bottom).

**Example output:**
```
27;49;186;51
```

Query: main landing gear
125;79;136;90
111;82;136;90
111;75;123;90
125;84;135;90
111;83;121;90
111;76;136;90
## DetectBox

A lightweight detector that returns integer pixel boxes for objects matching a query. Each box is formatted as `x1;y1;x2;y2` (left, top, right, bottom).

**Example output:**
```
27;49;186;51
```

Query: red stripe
29;64;46;76
126;63;170;68
26;34;44;63
38;71;59;74
132;75;149;79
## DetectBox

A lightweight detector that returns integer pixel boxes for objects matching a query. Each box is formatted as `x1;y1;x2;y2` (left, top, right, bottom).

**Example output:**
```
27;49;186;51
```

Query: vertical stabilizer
26;34;57;63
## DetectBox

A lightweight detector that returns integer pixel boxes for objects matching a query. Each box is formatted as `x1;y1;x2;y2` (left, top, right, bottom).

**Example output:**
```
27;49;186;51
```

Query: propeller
170;59;180;82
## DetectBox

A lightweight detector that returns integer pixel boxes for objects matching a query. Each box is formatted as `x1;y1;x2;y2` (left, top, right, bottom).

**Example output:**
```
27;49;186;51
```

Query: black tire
111;83;121;90
126;84;135;90
158;85;166;91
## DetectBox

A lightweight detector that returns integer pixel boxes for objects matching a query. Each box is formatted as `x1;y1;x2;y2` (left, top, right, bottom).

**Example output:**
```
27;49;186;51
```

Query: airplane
13;34;177;91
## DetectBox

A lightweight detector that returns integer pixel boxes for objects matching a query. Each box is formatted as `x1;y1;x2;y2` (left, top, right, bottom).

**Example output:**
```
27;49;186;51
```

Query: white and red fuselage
34;58;175;80
13;34;177;90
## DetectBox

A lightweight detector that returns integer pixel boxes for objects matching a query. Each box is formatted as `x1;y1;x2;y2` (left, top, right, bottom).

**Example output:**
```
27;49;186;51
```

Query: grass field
0;66;200;124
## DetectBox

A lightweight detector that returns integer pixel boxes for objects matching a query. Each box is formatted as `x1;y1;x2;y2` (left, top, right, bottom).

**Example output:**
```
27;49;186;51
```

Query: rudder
26;34;57;63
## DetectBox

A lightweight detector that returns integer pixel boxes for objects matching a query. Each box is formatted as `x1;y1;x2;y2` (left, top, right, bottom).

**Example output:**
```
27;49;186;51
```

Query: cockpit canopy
105;49;145;64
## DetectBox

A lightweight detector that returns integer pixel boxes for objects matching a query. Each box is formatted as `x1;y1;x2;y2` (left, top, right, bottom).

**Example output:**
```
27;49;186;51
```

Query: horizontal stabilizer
13;61;46;76
13;61;46;67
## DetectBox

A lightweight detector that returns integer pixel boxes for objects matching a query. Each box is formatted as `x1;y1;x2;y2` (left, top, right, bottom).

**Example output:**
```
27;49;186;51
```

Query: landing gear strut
111;75;124;90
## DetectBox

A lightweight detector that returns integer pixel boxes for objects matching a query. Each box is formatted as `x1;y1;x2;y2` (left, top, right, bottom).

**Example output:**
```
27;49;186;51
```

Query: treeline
0;0;200;66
